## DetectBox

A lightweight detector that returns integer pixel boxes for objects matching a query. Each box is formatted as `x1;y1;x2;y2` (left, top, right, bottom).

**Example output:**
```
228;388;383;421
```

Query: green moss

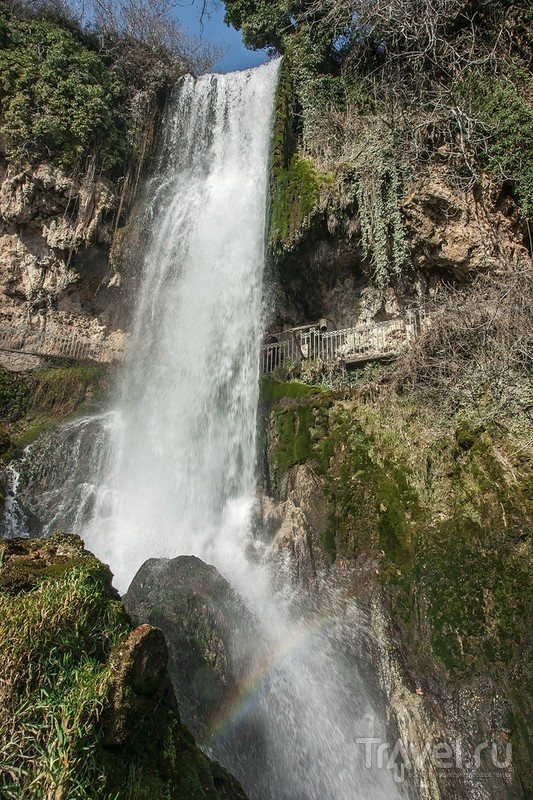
0;536;247;800
309;405;419;572
268;395;420;576
0;365;109;463
268;68;335;253
270;393;333;478
0;540;129;798
0;367;28;422
265;391;532;683
28;365;105;417
270;154;327;251
273;405;314;473
270;57;297;178
260;376;324;402
0;421;11;457
419;515;532;676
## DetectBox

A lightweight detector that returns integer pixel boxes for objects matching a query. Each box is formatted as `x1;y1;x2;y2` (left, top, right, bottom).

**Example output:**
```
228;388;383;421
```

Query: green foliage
229;0;533;225
460;70;533;217
0;543;129;799
265;362;533;676
350;128;409;288
0;368;28;422
260;376;323;403
223;0;291;52
27;365;105;418
0;535;247;800
0;13;126;170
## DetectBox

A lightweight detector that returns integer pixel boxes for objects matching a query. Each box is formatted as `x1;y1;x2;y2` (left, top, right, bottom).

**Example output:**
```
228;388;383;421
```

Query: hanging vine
352;126;409;288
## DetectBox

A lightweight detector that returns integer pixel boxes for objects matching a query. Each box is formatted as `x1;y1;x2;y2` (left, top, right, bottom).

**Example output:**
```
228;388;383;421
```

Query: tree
85;0;222;79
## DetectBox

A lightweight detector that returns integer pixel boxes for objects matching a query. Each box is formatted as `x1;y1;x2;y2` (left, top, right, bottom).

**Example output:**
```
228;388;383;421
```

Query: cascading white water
2;62;408;799
83;64;278;587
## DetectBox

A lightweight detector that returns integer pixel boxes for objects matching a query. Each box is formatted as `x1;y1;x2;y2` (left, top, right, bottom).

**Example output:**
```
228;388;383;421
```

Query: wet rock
104;623;175;746
124;555;258;740
261;463;330;593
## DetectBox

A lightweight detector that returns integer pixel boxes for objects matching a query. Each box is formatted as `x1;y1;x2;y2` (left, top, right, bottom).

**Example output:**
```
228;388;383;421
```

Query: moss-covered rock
0;534;248;800
0;364;111;463
262;379;533;797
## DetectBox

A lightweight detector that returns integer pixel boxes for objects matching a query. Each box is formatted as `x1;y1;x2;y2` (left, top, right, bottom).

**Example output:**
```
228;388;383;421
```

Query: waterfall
2;62;406;799
83;63;278;587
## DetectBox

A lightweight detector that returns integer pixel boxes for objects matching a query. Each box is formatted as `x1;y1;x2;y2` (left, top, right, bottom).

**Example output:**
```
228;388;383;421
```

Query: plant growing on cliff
0;13;126;170
0;0;221;186
0;553;129;798
225;0;533;218
270;155;327;251
351;126;409;288
0;536;246;800
455;68;533;217
0;369;28;423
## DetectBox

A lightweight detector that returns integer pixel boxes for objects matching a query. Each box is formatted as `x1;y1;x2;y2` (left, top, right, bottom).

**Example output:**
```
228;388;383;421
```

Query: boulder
124;555;259;740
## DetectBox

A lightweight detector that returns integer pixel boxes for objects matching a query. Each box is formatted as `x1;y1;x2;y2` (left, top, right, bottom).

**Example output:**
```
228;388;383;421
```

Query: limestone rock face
124;555;259;740
260;384;532;800
404;174;529;281
272;167;530;331
0;159;130;366
261;464;330;592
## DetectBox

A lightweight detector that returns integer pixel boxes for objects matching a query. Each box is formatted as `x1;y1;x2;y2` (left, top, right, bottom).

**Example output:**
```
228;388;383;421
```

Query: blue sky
175;0;269;72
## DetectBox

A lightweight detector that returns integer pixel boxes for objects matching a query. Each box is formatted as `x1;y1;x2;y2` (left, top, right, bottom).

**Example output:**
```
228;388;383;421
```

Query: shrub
459;70;533;218
0;13;126;170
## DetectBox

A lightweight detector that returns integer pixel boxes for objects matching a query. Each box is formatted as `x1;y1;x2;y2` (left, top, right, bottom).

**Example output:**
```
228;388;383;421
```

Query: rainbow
208;614;335;741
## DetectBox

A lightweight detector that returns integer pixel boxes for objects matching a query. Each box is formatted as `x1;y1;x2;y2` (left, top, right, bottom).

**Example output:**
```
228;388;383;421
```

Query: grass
0;536;249;800
0;545;129;799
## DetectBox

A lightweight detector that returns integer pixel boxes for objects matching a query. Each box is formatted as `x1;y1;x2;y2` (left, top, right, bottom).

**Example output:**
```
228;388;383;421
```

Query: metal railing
261;310;431;374
0;325;120;363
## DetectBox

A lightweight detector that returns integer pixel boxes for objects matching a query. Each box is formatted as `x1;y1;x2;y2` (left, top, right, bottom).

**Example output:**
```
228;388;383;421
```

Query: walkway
1;310;431;373
262;310;430;374
0;326;120;364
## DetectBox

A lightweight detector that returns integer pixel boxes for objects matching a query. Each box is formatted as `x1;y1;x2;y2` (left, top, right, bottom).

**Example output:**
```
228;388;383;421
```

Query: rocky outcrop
403;172;529;282
0;534;248;800
124;556;259;741
269;165;531;332
0;157;131;366
259;378;532;800
260;463;330;594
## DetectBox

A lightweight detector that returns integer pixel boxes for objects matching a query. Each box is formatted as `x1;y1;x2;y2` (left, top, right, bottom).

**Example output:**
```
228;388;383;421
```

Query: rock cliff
269;162;531;331
258;374;532;800
0;156;131;369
